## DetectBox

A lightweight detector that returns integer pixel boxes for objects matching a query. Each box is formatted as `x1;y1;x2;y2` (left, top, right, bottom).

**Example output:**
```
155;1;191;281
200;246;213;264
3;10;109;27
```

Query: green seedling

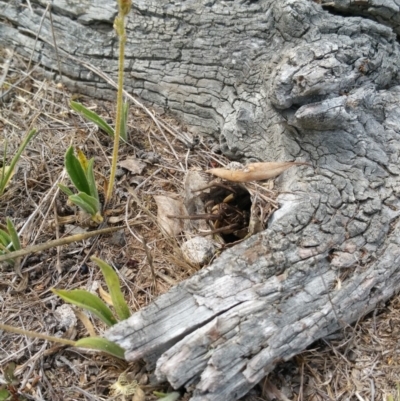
91;256;131;320
70;101;114;138
0;218;21;264
52;256;130;326
51;256;130;356
70;100;129;142
69;0;132;205
59;146;103;224
0;256;130;360
0;129;37;196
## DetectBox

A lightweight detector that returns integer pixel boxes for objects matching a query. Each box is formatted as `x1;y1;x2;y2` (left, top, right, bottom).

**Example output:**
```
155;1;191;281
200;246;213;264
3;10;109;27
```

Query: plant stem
106;14;127;204
0;225;123;262
0;323;76;346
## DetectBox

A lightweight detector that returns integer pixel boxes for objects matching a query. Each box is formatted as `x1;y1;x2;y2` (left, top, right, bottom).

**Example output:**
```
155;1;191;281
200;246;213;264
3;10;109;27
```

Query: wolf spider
172;182;252;243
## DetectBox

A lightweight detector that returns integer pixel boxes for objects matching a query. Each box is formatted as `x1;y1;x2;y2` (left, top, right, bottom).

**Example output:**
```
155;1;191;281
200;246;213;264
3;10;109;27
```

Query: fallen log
2;0;400;399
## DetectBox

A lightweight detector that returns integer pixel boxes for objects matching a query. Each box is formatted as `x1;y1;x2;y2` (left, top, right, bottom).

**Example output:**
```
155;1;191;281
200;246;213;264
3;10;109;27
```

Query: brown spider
169;182;252;242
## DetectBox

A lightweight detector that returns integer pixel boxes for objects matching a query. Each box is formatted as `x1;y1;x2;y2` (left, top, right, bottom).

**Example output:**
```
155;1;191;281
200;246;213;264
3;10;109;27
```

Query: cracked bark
2;0;400;399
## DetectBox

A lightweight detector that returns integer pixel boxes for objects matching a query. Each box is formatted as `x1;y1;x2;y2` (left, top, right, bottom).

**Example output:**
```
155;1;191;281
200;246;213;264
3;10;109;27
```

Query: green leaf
6;218;20;251
0;388;10;401
86;158;99;202
0;229;11;248
91;256;130;321
153;391;181;401
0;129;37;196
52;289;117;326
0;243;10;254
0;166;14;191
69;193;102;223
120;102;129;142
64;146;91;195
70;101;115;138
77;192;100;214
69;194;97;216
75;337;125;359
58;183;74;197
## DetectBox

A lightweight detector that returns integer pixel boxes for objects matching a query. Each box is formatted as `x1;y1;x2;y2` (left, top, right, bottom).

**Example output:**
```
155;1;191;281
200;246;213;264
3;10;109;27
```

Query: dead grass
264;297;400;401
0;47;211;400
1;47;400;401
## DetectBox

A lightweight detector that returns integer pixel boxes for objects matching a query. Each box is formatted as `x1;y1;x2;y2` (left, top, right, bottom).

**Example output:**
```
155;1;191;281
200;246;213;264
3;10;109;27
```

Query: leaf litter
1;47;400;401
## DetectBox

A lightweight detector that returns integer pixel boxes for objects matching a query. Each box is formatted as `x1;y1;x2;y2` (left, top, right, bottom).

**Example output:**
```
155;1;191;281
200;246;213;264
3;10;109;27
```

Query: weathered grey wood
3;0;400;400
322;0;400;36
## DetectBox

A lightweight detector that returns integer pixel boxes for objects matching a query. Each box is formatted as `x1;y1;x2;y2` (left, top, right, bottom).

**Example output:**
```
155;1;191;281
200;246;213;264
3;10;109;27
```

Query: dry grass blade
0;46;201;401
74;309;97;337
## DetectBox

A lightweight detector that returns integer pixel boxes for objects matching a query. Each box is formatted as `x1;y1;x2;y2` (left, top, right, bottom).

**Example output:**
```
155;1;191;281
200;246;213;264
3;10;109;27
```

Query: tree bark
2;0;400;400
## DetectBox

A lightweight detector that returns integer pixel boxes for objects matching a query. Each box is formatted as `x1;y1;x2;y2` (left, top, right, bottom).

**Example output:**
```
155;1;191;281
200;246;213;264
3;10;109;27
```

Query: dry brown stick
27;2;51;71
48;6;63;80
0;226;123;263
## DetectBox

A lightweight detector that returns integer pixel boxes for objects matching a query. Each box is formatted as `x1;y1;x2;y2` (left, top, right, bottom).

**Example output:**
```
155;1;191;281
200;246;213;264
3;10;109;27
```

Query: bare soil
1;48;400;401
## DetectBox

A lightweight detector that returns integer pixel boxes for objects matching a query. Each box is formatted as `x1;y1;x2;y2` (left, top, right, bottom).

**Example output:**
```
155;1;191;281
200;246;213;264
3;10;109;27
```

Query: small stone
181;237;216;266
55;304;77;330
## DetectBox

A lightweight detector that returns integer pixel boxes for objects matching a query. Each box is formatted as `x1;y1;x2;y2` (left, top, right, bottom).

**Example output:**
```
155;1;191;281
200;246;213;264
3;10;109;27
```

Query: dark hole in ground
204;183;252;243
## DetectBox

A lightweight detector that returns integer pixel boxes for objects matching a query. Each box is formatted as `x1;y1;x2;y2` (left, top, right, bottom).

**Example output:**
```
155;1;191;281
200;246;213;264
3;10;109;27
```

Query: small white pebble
181;237;216;266
55;304;77;330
